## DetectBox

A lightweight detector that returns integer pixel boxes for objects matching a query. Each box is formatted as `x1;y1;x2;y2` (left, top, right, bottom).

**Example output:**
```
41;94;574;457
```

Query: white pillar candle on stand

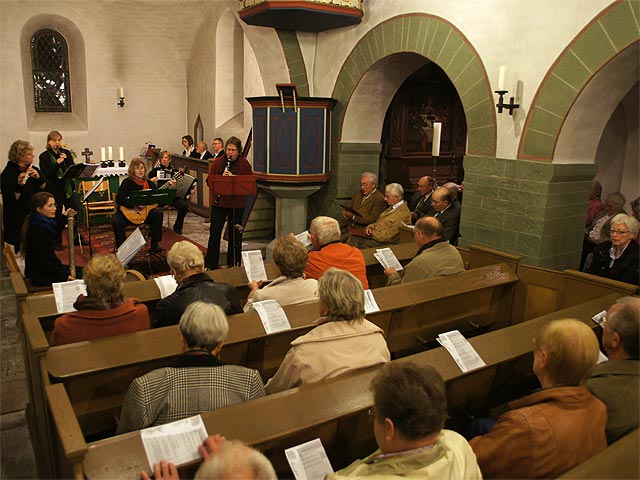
498;66;506;91
119;87;124;98
101;147;106;162
119;147;124;161
432;122;441;157
108;146;113;160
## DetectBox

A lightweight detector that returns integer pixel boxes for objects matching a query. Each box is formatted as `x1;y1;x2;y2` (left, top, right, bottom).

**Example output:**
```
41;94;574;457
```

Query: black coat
588;241;639;286
154;273;242;327
38;147;75;198
24;221;69;286
433;201;461;246
116;177;158;208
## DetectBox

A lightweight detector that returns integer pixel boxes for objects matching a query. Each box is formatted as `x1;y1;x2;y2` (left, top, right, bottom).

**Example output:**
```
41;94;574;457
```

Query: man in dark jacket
154;241;242;327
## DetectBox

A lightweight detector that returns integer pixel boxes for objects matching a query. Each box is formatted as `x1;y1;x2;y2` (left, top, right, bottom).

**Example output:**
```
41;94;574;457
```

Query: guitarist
149;150;193;234
112;157;166;253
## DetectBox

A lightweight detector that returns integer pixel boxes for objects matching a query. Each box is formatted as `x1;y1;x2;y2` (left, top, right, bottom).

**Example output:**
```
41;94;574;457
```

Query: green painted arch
276;29;310;97
519;0;640;161
331;13;497;156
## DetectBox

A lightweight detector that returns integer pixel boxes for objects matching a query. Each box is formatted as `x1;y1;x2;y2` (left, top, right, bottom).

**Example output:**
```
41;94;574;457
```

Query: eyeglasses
366;407;377;421
610;228;631;235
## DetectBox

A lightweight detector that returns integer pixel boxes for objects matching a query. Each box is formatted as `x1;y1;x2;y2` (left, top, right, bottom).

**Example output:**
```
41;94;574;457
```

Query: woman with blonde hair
50;253;149;345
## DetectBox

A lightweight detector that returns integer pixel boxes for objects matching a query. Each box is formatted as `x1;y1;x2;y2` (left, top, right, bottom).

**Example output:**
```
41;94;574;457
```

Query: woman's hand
57;152;67;164
247;280;263;292
26;166;40;180
149;177;158;183
65;209;77;218
17;172;29;185
383;267;396;277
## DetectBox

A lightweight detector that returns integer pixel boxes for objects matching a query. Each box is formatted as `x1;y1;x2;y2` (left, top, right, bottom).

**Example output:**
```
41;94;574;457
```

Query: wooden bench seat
44;293;621;479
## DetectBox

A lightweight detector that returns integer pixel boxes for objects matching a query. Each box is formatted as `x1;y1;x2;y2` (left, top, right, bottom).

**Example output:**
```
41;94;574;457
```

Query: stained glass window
31;29;71;112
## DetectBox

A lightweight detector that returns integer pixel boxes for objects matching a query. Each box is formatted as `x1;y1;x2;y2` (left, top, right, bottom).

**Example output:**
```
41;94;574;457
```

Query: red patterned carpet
56;225;206;276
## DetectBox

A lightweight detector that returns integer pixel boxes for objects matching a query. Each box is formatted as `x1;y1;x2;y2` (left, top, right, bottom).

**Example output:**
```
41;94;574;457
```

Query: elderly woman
111;157;164;252
1;140;47;252
243;235;318;312
50;254;149;346
587;213;639;285
117;302;265;434
154;241;242;328
265;268;390;394
23;192;74;286
470;319;606;478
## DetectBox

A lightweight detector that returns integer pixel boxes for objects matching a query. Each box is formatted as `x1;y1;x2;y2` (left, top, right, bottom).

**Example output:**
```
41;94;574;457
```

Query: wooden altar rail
44;293;620;479
25;262;517;479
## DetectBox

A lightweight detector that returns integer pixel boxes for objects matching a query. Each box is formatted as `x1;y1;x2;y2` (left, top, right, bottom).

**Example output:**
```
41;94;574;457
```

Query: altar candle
108;146;113;160
118;87;124;98
498;66;506;91
119;146;124;161
432;122;441;157
101;147;106;162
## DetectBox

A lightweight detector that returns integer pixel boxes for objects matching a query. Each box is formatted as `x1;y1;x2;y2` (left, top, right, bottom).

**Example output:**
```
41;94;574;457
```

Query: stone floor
0;211;270;479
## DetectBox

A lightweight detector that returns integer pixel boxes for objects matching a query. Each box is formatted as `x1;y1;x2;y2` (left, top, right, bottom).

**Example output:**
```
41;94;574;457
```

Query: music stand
210;175;257;266
128;189;176;206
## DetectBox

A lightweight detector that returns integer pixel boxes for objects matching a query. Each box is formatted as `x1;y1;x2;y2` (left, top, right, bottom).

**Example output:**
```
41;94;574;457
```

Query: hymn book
285;438;334;480
437;330;486;372
52;279;87;314
252;299;292;334
242;250;268;282
373;247;403;271
116;227;146;267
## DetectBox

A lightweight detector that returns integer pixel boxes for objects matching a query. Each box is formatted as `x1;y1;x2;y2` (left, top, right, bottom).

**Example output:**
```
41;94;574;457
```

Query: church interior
0;0;638;478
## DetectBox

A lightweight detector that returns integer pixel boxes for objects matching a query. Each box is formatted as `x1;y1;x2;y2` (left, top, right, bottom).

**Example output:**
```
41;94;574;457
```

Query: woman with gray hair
117;302;265;434
587;213;639;285
243;235;318;312
265;268;389;394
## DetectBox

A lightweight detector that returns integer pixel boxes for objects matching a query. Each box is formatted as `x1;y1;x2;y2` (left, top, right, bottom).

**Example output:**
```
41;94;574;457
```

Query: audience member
190;141;213;160
586;180;604;227
588;296;639;443
346;183;411;249
23;192;74;286
205;136;253;269
50;254;149;346
469;319;606;479
155;241;242;328
327;363;482;479
148;150;190;234
429;186;460;245
210;137;225;160
117;302;264;434
385;216;464;285
341;172;387;232
582;191;626;269
1;140;47;252
408;175;436;222
586;213;639;285
265;268;389;393
181;135;195;157
304;216;369;289
244;235;317;312
111;157;164;252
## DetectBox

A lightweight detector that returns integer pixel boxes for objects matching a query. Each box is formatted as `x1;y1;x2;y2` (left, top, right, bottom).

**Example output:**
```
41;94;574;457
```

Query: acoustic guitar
120;171;183;224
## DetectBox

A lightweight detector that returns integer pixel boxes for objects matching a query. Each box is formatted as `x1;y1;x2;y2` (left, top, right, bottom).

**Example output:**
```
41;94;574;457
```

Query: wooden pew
44;293;620;479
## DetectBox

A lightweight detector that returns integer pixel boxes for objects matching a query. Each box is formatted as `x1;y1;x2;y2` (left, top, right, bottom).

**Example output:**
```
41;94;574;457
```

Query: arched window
30;29;71;112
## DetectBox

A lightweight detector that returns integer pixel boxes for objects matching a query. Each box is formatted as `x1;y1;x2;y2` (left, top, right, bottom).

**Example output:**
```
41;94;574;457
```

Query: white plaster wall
215;9;245;129
297;0;611;157
620;86;639;207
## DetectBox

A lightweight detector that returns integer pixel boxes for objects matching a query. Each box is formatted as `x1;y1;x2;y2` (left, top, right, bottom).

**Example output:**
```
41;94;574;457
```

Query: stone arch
519;1;639;162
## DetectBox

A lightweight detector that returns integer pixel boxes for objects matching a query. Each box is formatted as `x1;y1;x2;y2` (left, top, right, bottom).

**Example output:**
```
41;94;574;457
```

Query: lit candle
119;146;124;161
432;122;441;157
498;66;506;91
118;87;124;98
101;147;106;162
108;146;113;160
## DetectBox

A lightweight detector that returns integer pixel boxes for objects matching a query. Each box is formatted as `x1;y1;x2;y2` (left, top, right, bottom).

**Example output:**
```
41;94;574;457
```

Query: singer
205;136;252;269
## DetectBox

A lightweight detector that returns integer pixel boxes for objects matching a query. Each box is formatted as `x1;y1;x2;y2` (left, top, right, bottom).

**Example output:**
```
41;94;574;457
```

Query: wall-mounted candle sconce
118;87;125;108
495;66;519;115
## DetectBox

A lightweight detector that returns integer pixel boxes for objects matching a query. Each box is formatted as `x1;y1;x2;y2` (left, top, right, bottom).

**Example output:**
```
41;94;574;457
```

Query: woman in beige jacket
265;268;390;394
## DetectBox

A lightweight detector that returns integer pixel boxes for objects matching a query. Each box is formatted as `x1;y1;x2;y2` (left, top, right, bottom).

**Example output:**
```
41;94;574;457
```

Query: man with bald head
430;186;460;245
409;175;436;222
588;296;640;443
385;216;464;285
190;141;213;160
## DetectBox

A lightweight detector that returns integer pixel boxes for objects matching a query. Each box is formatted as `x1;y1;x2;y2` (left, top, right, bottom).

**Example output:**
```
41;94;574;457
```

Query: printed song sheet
141;415;208;470
373;247;403;271
437;330;486;372
252;299;292;334
154;275;178;299
242;250;268;282
285;438;334;480
295;230;312;248
116;227;146;267
364;289;380;314
52;280;87;313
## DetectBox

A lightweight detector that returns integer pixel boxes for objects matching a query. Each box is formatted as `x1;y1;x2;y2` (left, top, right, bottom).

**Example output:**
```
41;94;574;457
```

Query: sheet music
285;438;334;480
154;275;178;299
252;299;292;334
52;280;87;314
401;222;415;229
597;350;608;364
116;227;147;267
592;309;607;328
242;250;268;282
82;176;106;202
295;230;312;248
437;330;486;372
141;415;208;471
364;289;380;314
374;248;403;271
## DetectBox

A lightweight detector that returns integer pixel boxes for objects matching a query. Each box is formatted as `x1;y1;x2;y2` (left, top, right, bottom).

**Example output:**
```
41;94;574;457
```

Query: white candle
432;122;441;157
101;147;106;162
119;146;124;161
108;146;113;160
498;66;506;91
118;87;124;98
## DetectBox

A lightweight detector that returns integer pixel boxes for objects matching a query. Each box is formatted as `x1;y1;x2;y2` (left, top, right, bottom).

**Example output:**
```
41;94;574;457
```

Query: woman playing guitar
112;157;168;253
148;150;192;234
